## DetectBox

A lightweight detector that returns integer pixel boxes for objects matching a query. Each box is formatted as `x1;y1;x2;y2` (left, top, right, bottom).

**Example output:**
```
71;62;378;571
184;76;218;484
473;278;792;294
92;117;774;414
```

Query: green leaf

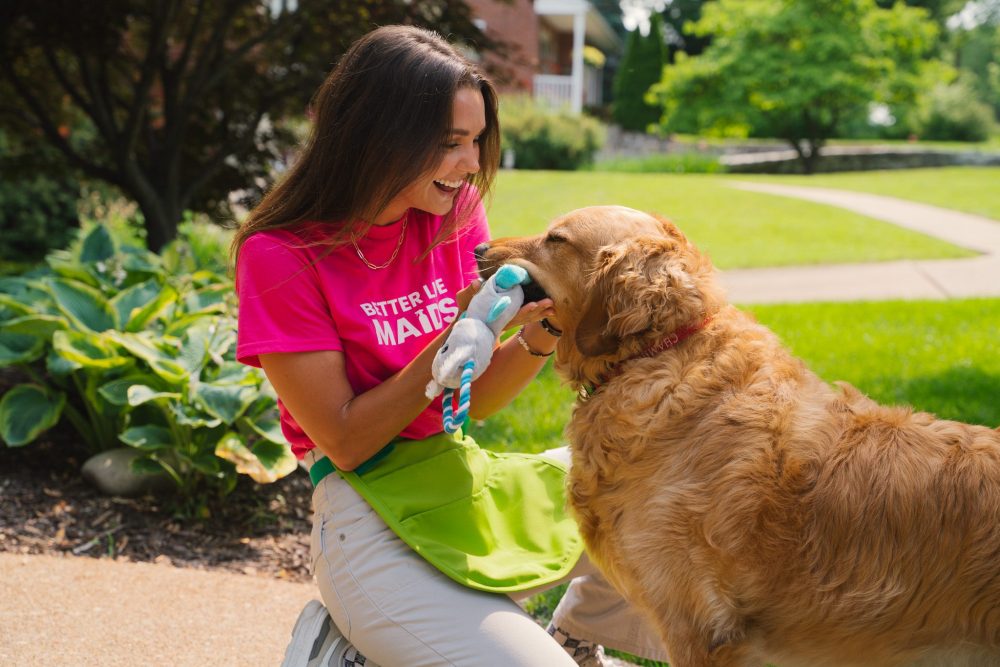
126;384;182;406
239;414;286;444
0;384;65;446
47;347;81;375
97;375;166;406
1;314;69;337
0;295;34;321
109;280;167;331
169;401;222;429
44;278;117;332
52;330;132;370
215;431;296;483
176;317;214;375
130;457;169;476
183;284;229;314
192;381;258;424
108;332;190;384
119;425;173;451
0;332;46;365
79;225;116;263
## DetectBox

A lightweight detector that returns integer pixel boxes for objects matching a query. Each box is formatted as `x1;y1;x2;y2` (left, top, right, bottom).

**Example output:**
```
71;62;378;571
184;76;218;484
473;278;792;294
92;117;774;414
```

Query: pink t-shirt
235;194;489;459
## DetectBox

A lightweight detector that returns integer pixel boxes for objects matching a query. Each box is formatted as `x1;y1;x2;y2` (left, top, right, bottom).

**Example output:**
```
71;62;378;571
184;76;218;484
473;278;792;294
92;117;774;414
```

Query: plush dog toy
426;264;531;433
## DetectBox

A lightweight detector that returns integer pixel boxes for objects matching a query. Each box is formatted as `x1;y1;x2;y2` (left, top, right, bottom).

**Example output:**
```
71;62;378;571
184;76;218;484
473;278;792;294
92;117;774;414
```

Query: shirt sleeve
235;232;343;368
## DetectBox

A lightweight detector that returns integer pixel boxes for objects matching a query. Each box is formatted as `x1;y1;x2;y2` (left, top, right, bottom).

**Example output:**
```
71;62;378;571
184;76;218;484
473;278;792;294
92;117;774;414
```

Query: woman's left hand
503;299;557;332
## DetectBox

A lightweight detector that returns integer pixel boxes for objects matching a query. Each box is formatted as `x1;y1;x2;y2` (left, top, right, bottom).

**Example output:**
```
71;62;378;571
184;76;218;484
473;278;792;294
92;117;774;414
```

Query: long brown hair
230;25;500;266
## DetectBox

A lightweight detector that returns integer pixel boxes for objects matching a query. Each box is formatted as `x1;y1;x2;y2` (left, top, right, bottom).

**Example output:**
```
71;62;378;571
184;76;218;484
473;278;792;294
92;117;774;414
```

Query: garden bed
0;412;314;583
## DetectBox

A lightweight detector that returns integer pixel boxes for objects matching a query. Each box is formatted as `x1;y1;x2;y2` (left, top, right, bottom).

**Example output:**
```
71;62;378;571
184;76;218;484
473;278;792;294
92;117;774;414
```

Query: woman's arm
466;302;561;420
258;282;481;472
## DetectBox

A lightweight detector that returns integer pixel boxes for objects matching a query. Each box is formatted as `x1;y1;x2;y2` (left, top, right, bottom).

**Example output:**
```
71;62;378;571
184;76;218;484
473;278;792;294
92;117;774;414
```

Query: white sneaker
547;624;613;667
281;600;344;667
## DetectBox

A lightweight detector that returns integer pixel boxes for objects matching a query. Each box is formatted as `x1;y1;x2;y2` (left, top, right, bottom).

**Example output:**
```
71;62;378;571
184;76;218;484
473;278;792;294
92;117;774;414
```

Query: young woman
232;25;669;667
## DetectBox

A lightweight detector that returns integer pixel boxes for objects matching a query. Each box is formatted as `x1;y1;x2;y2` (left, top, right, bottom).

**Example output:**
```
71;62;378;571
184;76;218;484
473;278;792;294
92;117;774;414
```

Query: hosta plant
0;223;295;505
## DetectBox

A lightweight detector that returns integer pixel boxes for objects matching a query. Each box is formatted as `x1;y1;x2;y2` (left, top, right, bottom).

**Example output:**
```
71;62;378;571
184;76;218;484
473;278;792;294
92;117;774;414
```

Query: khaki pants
305;448;670;666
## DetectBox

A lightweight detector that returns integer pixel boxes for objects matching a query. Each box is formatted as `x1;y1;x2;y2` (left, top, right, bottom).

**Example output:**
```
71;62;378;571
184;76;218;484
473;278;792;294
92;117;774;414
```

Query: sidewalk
721;182;1000;304
2;185;999;666
0;552;316;666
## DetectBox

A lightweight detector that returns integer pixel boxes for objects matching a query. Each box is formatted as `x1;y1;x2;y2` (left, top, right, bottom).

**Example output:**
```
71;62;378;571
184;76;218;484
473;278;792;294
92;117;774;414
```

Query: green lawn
489;171;974;269
471;298;1000;455
743;167;1000;222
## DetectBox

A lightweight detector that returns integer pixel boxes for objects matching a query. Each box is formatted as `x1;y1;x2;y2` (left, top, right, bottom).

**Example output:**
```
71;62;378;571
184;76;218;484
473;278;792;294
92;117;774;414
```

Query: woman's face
376;86;486;225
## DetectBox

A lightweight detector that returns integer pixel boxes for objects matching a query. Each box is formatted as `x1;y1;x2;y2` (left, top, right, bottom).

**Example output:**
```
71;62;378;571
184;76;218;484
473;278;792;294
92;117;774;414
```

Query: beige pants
305;448;670;666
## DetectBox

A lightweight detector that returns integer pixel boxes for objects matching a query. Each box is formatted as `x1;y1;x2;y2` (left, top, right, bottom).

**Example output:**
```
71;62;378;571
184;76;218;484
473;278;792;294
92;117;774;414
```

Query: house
467;0;623;113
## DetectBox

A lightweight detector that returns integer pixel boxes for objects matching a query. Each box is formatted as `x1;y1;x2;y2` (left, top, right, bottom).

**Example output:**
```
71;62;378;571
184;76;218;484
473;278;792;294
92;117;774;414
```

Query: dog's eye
546;233;567;244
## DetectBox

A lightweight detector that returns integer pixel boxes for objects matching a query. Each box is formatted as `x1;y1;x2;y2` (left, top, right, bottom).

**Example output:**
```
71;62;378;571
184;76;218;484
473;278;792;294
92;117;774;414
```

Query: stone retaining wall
721;146;1000;173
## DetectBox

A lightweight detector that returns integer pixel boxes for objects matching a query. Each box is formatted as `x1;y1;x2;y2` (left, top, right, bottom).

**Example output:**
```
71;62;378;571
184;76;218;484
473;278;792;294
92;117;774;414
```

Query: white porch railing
533;74;573;109
534;69;604;111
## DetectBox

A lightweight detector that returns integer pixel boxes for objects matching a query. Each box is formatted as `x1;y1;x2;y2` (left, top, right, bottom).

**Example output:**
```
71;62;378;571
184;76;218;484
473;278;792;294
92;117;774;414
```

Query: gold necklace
351;214;408;270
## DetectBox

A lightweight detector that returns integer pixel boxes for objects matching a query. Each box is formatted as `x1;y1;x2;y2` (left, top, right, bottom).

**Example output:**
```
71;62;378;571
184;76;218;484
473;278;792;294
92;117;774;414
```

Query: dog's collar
581;315;713;399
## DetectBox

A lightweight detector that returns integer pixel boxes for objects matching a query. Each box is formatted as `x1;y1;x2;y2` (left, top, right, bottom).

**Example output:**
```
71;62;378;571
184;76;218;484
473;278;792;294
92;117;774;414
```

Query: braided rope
442;359;476;434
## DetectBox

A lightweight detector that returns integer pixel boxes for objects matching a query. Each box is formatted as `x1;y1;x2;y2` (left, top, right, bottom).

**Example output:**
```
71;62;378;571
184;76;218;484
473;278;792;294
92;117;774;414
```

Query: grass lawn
470;298;1000;454
489;171;974;270
742;167;1000;222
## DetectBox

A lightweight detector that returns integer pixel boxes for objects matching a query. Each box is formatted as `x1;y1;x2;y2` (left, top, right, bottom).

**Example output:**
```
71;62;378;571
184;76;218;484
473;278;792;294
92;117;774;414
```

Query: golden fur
479;206;1000;667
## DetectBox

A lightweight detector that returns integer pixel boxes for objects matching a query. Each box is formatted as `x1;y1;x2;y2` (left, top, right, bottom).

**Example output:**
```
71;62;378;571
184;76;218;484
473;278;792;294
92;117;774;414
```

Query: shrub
0;222;294;510
919;80;996;142
590;152;724;174
612;15;668;132
499;96;606;170
0;132;80;262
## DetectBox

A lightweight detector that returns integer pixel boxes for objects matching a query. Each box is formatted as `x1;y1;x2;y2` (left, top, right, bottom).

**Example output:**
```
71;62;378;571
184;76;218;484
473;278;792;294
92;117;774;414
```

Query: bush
499;96;606;170
0;132;80;262
0;221;294;512
919;80;996;142
590;152;725;174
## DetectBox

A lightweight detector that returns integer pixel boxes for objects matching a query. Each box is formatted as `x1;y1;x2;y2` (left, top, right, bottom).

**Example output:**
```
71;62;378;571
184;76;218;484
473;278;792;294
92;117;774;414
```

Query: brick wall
466;0;539;91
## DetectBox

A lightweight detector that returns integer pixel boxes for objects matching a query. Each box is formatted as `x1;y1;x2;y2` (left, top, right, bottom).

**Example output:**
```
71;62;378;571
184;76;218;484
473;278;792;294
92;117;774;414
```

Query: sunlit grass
489;171;973;269
743;167;1000;221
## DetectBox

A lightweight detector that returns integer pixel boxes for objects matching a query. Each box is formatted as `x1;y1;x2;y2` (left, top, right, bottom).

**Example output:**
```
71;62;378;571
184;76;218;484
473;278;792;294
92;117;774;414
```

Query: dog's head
478;206;725;374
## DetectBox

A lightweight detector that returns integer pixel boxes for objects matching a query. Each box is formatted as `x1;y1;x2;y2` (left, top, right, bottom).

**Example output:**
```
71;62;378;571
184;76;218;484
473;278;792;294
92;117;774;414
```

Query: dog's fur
478;206;1000;667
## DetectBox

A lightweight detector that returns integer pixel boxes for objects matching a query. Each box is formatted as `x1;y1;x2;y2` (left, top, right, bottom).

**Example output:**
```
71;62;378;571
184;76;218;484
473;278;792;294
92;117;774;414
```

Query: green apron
314;431;583;593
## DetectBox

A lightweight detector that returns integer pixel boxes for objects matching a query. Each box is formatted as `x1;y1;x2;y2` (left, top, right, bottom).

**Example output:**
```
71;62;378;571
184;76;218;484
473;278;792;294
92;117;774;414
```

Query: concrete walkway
721;182;1000;304
3;185;999;666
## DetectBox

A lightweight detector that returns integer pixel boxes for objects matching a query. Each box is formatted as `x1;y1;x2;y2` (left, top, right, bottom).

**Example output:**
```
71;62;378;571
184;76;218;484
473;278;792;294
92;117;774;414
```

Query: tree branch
122;0;174;156
1;61;122;186
40;44;96;120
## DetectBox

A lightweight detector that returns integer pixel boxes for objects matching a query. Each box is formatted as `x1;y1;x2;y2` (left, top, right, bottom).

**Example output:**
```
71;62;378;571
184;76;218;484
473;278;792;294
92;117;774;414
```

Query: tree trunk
135;194;181;253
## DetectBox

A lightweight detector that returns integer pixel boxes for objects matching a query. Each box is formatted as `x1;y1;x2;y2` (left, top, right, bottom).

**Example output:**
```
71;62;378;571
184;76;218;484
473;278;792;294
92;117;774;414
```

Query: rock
81;448;174;497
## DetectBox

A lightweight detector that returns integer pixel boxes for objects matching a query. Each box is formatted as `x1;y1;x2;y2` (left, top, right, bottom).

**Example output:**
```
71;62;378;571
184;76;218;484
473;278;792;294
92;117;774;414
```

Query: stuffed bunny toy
425;264;531;432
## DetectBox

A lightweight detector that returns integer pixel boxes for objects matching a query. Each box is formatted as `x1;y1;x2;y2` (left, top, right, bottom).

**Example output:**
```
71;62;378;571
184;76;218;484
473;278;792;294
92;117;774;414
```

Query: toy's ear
486;296;512;324
495;264;530;289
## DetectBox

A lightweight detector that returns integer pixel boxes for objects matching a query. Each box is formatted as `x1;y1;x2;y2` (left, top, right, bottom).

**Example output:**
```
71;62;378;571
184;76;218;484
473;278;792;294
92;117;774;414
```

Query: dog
476;206;1000;667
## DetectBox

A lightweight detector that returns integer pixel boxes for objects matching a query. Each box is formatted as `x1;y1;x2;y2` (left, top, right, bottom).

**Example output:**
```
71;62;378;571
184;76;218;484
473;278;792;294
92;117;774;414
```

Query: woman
232;25;668;667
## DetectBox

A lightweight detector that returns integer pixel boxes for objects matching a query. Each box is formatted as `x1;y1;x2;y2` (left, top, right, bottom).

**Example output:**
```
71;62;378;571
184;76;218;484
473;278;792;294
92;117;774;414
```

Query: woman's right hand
456;279;482;312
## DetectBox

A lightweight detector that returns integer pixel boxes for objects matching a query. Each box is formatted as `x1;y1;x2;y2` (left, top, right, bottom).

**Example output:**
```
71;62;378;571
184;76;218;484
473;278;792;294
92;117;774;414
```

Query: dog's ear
575;237;694;357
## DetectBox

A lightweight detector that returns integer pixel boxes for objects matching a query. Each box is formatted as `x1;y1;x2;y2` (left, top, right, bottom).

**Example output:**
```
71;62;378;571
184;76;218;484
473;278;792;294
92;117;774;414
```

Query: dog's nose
474;242;490;261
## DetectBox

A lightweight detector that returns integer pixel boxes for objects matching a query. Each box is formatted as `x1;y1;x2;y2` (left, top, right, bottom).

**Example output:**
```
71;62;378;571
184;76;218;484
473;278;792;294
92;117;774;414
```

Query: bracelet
539;318;563;337
516;327;554;357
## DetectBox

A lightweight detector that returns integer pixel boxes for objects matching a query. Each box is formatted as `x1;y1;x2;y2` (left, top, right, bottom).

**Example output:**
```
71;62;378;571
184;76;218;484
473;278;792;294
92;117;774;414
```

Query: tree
650;0;941;173
0;0;496;252
613;13;669;132
661;0;712;61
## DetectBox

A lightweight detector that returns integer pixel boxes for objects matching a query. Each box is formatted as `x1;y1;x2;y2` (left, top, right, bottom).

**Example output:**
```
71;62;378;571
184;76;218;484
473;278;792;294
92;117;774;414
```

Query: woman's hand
503;298;558;332
456;279;482;312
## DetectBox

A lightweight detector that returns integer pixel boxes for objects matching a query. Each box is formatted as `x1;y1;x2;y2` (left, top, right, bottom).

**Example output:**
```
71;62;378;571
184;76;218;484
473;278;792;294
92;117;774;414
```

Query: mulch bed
0;425;315;584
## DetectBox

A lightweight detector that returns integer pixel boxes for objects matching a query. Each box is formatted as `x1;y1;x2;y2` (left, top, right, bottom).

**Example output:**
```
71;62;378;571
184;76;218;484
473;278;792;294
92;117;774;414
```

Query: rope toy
426;264;531;433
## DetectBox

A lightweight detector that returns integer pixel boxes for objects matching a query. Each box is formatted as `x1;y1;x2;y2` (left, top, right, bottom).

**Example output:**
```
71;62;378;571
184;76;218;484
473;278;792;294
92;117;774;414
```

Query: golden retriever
477;206;1000;667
